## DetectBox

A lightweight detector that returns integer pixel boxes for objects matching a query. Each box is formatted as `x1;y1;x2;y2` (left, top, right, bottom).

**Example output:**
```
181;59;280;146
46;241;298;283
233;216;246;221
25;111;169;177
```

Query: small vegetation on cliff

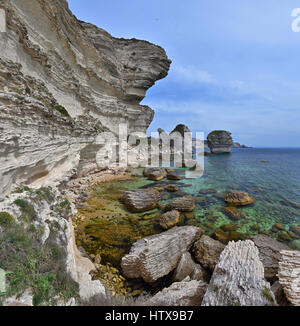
0;215;78;306
54;105;70;117
0;212;14;227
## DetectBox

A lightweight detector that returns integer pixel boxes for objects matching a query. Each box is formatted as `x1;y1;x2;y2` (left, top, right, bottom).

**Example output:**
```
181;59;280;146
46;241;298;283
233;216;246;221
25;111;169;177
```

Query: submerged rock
193;235;225;271
160;210;181;230
201;240;277;306
173;252;207;282
278;250;300;306
207;130;233;154
149;278;207;306
224;206;246;220
164;196;196;212
250;234;290;282
121;226;201;283
225;190;255;206
122;189;160;212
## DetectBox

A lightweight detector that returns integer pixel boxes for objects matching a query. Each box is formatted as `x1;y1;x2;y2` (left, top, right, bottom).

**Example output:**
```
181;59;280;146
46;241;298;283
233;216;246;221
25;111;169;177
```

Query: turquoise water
144;148;300;248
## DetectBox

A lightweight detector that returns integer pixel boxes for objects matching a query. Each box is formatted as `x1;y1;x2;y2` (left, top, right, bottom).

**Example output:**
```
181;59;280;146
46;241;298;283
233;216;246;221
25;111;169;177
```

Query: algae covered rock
160;210;181;230
207;130;233;154
164;196;196;212
225;190;255;206
224;206;246;220
122;188;160;212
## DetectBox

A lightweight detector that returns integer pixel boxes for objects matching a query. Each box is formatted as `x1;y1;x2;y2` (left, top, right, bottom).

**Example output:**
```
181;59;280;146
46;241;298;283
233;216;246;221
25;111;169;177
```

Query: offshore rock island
0;0;299;307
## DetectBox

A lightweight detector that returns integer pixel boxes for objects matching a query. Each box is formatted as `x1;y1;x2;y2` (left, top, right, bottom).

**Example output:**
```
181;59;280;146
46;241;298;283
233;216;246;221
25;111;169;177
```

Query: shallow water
74;148;300;295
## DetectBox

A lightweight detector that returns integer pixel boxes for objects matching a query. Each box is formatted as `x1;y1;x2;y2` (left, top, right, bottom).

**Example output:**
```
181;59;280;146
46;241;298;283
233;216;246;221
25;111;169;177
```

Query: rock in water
121;226;201;283
143;167;167;181
170;124;191;137
225;190;255;206
278;250;300;306
201;240;277;306
122;189;160;212
164;196;196;212
173;252;206;282
160;210;181;230
207;130;233;154
149;279;207;306
250;234;290;282
193;235;225;271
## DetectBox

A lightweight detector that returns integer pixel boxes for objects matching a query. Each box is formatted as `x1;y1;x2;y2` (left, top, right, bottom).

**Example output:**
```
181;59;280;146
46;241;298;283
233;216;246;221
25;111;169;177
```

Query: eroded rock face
225;191;255;206
278;250;300;306
173;252;206;282
193;235;225;271
121;226;201;283
201;240;277;306
122;189;160;212
143;167;167;181
164;196;196;212
207;130;233;154
0;0;171;197
149;278;207;306
250;234;290;282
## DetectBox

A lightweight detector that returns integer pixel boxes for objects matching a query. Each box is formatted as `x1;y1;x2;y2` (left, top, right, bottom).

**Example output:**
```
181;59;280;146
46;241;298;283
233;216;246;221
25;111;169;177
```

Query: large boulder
207;130;233;154
225;190;255;206
160;210;181;230
278;250;300;306
193;235;225;271
164;196;196;212
122;189;160;212
149;278;207;306
201;240;277;306
121;226;201;283
173;252;207;282
170;124;191;137
143;167;167;181
250;234;290;282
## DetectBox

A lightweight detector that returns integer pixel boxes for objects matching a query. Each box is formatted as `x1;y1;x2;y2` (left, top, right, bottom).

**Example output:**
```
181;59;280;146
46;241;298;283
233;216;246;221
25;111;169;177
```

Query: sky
68;0;300;147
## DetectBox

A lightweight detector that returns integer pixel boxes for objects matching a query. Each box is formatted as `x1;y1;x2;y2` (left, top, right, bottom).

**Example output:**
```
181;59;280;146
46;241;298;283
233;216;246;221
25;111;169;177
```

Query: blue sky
69;0;300;147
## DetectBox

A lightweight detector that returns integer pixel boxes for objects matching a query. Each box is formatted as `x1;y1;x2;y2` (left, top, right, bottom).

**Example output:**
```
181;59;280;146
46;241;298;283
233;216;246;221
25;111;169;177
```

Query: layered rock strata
0;0;171;198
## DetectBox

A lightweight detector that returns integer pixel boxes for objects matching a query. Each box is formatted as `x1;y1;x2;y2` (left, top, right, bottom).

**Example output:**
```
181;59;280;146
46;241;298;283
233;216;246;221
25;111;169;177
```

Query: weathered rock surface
122;189;160;212
170;124;191;137
250;234;290;282
271;281;290;306
0;0;171;197
160;210;181;230
121;226;201;283
224;206;246;220
225;191;255;206
164;196;196;212
207;130;233;154
149;278;207;306
193;235;225;271
143;167;167;181
278;250;300;306
173;252;206;282
201;240;277;306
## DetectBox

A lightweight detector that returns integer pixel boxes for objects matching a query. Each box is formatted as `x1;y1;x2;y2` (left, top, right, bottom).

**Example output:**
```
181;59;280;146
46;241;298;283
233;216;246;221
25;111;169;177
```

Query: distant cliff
0;0;171;197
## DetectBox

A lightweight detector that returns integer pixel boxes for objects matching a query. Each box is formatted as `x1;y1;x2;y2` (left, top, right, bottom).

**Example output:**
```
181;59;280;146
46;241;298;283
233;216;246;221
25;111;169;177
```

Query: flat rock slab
164;196;196;212
122;188;160;212
121;226;201;283
202;240;277;306
250;234;290;282
143;167;167;181
278;250;300;306
149;279;208;306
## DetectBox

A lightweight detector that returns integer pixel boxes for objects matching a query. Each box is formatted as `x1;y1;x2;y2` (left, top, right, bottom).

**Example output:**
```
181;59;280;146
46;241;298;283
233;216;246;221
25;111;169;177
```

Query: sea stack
207;130;233;154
